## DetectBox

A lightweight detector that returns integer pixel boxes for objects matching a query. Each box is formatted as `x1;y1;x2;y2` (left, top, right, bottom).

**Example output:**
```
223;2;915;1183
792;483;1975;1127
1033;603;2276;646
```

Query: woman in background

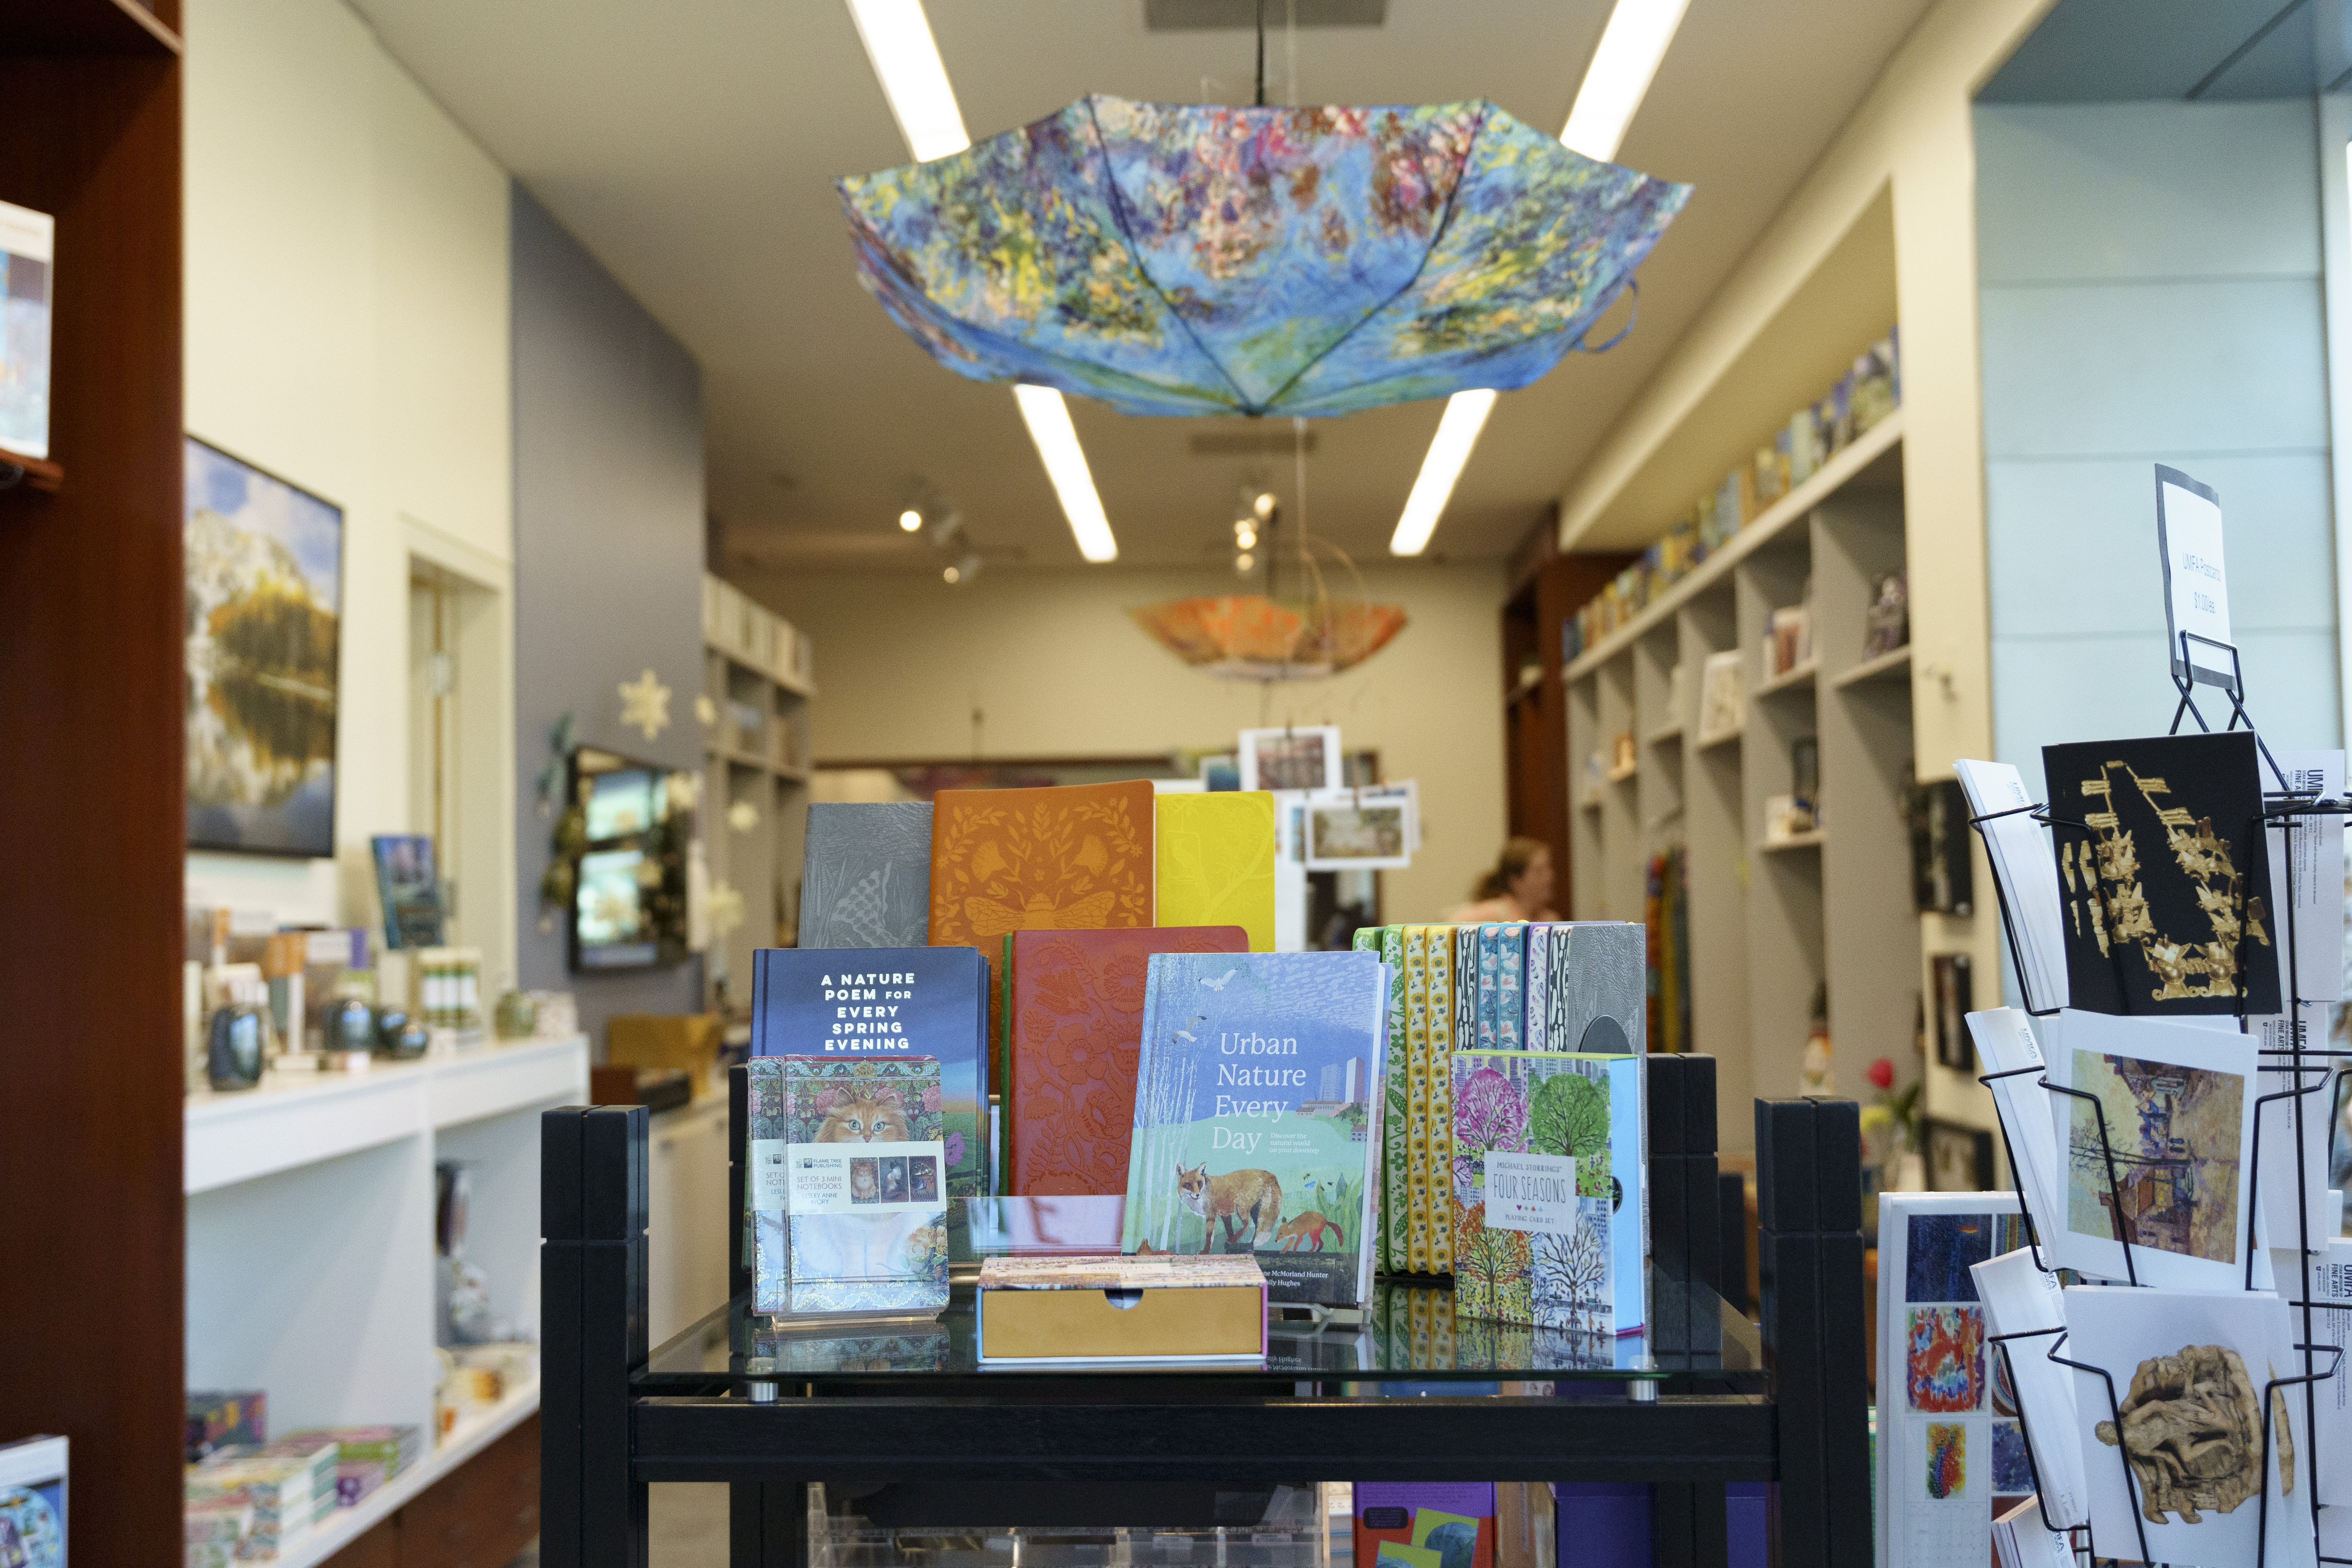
1450;836;1560;924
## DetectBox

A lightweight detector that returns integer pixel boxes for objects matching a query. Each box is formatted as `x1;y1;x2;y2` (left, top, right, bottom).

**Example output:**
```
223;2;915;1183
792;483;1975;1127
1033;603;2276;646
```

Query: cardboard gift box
976;1254;1265;1365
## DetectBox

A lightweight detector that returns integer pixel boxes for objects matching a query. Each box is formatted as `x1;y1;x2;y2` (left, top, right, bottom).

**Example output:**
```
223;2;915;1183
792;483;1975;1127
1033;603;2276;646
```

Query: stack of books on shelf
181;1398;423;1566
1564;328;1898;661
738;781;1657;1357
184;1437;338;1565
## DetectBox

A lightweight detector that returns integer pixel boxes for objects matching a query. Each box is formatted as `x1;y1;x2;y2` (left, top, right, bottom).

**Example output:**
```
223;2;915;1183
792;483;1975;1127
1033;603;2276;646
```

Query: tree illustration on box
1534;1216;1609;1332
1453;1065;1530;1317
1530;1070;1610;1193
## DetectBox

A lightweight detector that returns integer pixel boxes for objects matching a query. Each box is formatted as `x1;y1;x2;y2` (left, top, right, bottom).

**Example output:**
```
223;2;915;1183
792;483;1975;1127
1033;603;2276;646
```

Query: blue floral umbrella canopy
839;97;1692;418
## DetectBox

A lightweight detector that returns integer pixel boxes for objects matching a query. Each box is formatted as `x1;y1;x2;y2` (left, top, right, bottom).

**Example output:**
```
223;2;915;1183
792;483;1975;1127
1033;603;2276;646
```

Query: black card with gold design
2041;731;2278;1016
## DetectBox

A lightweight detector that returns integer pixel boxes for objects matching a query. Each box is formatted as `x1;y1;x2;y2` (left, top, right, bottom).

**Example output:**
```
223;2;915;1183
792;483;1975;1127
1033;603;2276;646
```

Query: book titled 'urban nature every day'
1119;949;1390;1308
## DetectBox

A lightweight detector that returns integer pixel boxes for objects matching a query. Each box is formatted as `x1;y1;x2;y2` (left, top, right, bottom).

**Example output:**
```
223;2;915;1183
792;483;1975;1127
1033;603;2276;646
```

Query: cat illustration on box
1176;1162;1283;1252
817;1089;913;1144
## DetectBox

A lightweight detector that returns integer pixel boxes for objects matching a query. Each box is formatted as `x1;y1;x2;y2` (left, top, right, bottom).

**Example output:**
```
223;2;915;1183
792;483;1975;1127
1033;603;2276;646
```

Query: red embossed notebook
1007;926;1248;1195
927;781;1156;948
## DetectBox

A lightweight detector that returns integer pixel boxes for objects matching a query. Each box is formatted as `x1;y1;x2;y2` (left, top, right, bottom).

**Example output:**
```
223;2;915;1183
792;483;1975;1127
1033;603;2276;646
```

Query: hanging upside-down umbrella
838;96;1691;418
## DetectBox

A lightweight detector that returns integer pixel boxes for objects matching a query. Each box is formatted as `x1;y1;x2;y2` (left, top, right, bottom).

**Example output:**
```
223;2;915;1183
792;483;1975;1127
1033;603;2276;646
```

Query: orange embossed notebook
1007;926;1248;1195
927;782;1156;947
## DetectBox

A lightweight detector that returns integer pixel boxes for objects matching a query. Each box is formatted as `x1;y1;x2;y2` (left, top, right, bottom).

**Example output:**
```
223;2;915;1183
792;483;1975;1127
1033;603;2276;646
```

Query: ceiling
348;0;1941;572
1982;0;2352;102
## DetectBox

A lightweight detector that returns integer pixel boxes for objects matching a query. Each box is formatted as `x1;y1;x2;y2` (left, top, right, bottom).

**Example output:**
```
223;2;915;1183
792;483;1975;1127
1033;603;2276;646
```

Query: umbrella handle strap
1573;279;1639;354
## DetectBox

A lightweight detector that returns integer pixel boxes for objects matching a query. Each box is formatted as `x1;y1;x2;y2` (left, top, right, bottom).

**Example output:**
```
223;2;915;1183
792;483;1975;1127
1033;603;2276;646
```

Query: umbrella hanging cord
1255;0;1266;107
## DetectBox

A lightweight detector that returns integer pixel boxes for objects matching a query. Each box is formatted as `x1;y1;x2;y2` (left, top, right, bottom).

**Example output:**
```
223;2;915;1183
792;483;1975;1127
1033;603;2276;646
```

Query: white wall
184;0;515;980
739;562;1509;926
1977;99;2343;798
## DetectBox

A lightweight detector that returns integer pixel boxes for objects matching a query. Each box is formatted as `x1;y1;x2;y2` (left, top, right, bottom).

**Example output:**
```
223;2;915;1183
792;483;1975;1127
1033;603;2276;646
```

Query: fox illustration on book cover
1176;1161;1282;1250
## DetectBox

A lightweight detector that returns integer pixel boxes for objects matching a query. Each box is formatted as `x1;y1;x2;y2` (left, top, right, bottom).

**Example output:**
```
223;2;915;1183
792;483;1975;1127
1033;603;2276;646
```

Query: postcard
1969;1247;2085;1531
1954;761;2068;1013
1875;1192;2027;1568
2042;1009;2256;1290
2041;731;2279;1017
2250;1005;2336;1258
2258;749;2344;1002
1239;726;1343;793
2310;1239;2351;1508
2063;1285;2311;1568
1964;1008;2062;1249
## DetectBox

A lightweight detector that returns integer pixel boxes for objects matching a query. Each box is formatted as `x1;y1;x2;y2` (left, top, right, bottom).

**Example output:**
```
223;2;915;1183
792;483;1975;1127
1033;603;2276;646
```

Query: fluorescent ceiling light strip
1390;0;1688;557
1389;390;1495;557
1014;385;1118;563
1559;0;1692;162
846;0;969;161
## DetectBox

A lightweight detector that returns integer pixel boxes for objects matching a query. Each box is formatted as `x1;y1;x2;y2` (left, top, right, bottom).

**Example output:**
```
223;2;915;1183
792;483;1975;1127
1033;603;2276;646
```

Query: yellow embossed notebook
1152;790;1276;951
927;781;1155;948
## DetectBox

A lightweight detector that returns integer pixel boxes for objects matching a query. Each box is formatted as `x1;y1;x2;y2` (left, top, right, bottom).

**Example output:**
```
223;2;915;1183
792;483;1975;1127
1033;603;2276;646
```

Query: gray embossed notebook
800;801;933;948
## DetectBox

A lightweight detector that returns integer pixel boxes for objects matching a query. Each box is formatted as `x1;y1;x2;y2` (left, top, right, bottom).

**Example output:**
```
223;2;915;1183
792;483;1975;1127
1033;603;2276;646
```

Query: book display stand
1964;633;2348;1568
538;1086;1865;1568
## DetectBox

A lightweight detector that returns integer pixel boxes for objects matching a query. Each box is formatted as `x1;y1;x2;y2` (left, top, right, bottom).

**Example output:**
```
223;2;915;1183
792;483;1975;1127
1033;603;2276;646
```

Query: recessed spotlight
1253;492;1277;521
899;508;923;532
1235;524;1258;550
942;565;961;584
1235;552;1255;573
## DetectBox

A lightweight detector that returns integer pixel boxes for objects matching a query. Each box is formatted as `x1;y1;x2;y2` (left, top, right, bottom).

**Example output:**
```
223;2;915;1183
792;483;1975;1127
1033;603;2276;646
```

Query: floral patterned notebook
926;781;1154;947
750;1055;950;1318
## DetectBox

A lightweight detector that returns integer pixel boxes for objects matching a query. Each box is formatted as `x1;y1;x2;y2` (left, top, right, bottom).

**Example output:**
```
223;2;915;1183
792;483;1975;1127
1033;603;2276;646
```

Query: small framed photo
1354;779;1421;850
1303;795;1413;870
1930;953;1973;1071
1238;726;1341;792
1922;1117;1996;1192
1198;752;1240;792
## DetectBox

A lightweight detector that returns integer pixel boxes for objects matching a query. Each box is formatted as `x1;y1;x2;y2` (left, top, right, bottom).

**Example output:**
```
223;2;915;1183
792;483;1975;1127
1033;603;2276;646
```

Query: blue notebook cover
750;946;987;1196
1119;950;1389;1307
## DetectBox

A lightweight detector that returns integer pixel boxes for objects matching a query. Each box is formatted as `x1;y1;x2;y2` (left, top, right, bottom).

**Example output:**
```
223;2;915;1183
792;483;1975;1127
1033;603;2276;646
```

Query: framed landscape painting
184;437;342;857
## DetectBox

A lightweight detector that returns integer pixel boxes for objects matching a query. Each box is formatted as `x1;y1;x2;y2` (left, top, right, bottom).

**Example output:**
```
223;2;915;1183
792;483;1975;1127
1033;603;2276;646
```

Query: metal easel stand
1966;634;2352;1566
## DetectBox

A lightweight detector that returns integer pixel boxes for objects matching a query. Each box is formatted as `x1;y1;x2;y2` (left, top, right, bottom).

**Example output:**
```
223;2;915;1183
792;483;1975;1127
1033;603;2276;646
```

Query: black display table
539;1092;1866;1568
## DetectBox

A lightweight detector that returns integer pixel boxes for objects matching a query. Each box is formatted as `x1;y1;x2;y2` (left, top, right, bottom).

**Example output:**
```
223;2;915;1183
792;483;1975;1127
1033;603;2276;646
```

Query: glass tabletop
635;1268;1762;1392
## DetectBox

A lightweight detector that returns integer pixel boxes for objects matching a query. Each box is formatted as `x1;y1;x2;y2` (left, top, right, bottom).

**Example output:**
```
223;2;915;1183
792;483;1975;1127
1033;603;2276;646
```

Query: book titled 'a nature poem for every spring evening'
750;946;988;1196
1120;949;1390;1308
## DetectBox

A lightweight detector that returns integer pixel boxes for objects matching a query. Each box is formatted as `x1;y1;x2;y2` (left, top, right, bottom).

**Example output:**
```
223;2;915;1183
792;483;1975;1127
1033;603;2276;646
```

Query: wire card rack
1962;632;2349;1568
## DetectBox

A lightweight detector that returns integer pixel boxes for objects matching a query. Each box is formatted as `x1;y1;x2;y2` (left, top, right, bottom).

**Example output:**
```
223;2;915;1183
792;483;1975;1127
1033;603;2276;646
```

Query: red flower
1866;1057;1895;1091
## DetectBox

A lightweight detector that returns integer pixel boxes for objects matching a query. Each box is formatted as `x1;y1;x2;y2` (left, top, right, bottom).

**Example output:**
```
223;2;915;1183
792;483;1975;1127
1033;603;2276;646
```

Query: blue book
1120;950;1390;1308
750;946;988;1196
1475;925;1504;1049
1493;923;1528;1049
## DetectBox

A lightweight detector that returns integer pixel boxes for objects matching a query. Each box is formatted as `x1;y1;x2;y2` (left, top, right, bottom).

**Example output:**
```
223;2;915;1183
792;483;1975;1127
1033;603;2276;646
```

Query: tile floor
504;1483;731;1568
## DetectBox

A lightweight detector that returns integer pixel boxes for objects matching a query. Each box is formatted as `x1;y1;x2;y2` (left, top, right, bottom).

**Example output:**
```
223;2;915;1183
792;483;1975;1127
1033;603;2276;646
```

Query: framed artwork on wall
184;437;343;857
1924;1117;1996;1192
1931;953;1974;1071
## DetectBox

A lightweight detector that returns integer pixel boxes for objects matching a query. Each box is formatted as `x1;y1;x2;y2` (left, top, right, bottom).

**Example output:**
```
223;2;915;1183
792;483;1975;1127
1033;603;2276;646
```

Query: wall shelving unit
182;1036;586;1568
702;573;816;1013
1568;415;1918;1150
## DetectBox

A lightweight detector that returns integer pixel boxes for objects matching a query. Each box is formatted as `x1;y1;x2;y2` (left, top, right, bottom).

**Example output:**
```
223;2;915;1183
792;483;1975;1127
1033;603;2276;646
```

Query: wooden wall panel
0;14;184;1564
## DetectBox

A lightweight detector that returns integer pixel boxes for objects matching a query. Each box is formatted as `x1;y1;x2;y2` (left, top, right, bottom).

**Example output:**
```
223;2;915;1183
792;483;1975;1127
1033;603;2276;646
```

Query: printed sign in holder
1952;472;2350;1567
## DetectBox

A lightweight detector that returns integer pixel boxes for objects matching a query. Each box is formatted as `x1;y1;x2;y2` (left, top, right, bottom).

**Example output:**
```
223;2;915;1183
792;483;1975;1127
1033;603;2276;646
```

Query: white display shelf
1564;410;1904;681
186;1036;587;1194
258;1374;540;1568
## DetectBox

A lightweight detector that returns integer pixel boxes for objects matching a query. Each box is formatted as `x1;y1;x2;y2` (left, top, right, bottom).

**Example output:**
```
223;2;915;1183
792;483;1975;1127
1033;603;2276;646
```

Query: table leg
731;1481;808;1568
542;1105;651;1568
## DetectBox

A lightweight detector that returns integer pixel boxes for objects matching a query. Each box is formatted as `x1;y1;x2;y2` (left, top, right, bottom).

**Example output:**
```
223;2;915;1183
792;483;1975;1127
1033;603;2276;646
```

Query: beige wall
739;562;1510;925
184;0;515;978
